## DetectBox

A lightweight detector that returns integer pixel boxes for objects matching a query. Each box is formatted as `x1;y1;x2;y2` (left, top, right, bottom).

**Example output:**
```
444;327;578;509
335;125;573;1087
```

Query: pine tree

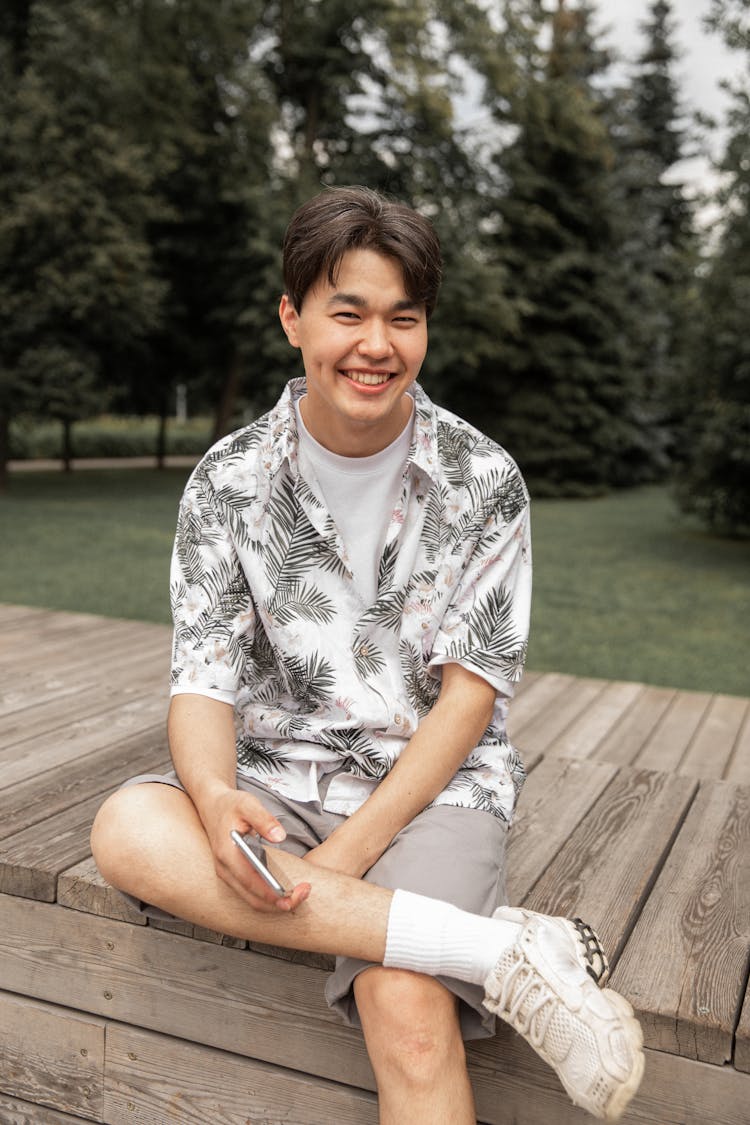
614;0;696;477
0;1;166;483
675;0;750;536
466;0;649;494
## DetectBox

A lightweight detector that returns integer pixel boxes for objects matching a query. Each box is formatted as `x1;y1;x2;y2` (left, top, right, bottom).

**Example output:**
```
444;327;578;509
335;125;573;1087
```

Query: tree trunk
0;410;9;494
212;346;243;443
62;419;73;472
156;407;168;470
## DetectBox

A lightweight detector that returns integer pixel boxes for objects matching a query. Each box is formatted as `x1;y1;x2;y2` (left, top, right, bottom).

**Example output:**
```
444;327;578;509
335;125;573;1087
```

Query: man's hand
201;786;311;914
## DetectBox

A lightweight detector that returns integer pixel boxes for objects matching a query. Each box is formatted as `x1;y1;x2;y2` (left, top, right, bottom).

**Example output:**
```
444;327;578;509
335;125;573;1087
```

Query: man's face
279;248;428;456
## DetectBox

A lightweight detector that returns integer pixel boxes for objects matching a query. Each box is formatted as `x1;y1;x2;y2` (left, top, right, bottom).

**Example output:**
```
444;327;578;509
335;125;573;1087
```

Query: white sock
383;889;521;987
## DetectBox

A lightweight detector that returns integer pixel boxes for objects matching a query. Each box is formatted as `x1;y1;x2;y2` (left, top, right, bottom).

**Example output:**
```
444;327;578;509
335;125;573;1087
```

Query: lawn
1;470;748;697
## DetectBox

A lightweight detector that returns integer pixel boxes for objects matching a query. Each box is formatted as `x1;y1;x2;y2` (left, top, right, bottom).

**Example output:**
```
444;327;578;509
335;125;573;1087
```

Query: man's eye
335;311;359;320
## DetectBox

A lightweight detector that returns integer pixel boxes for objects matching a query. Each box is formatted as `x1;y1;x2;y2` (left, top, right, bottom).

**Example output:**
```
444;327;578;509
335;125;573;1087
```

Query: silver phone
230;830;289;897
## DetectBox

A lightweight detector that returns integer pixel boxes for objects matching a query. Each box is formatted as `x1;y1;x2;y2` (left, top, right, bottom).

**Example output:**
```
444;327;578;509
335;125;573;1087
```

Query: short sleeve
427;498;531;698
169;463;256;702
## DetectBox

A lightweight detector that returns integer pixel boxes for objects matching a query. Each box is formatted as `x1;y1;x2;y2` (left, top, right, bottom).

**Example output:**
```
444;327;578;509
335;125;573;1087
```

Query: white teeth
345;371;390;386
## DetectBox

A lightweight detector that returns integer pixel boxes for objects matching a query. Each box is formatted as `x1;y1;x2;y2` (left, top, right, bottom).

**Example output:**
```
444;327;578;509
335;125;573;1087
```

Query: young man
92;186;643;1123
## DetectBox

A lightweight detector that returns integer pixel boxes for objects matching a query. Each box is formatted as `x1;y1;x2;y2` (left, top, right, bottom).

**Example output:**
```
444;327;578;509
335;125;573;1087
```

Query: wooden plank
522;766;698;968
511;678;609;762
506;756;618;904
611;779;750;1064
0;604;67;631
0;692;168;789
0;792;112;901
0;652;168;748
678;694;750;781
3;895;750;1125
0;989;104;1122
593;684;676;766
0;730;169;840
544;680;644;761
0;615;165;676
636;690;712;773
0;894;377;1093
506;672;577;741
104;1023;379;1125
512;668;542;698
0;637;168;720
0;1093;94;1124
147;915;243;946
57;857;148;925
736;982;750;1074
468;1030;750;1125
725;709;750;786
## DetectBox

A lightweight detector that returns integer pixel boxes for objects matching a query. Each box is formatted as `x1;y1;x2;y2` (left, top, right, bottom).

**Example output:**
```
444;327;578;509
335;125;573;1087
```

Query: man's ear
279;294;301;347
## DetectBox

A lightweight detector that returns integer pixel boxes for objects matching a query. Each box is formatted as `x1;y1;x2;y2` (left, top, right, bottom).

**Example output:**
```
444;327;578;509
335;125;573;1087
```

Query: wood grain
543;680;643;760
611;779;750;1064
0;894;378;1094
0;792;114;901
636;690;712;773
735;984;750;1074
0;989;104;1121
0;692;169;788
0;1093;94;1124
0;732;169;839
512;677;608;760
104;1023;379;1125
522;765;698;964
678;694;749;781
57;856;148;925
593;684;675;766
506;755;618;904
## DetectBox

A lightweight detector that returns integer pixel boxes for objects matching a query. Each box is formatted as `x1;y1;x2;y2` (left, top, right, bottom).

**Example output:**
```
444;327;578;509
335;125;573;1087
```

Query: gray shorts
119;769;509;1040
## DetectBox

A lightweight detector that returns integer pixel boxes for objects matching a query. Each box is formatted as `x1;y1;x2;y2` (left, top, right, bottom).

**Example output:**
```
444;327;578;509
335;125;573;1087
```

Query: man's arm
305;662;497;877
168;694;310;912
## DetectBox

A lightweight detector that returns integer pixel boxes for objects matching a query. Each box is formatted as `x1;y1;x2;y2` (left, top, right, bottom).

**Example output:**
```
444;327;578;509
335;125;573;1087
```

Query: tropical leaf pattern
169;378;532;822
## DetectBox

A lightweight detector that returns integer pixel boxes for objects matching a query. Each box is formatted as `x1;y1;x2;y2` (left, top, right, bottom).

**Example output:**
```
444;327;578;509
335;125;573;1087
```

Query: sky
596;0;745;196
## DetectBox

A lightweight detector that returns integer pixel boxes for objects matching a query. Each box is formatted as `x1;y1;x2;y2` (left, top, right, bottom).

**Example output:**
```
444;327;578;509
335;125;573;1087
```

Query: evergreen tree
467;0;649;494
614;0;695;475
676;0;750;536
115;0;284;445
0;1;165;484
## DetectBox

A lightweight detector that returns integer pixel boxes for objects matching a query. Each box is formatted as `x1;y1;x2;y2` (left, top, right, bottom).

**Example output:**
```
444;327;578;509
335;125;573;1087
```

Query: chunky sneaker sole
494;905;610;986
484;910;644;1121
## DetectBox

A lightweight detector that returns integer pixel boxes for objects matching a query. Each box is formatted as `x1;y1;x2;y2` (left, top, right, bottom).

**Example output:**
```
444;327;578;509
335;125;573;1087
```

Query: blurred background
1;0;748;694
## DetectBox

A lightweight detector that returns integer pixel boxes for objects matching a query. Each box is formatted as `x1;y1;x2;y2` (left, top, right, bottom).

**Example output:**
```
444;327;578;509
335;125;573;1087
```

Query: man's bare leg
92;781;478;1123
91;781;392;956
355;968;476;1125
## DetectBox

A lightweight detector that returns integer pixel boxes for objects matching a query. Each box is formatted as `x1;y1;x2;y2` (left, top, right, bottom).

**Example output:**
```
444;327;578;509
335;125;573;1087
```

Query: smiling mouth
340;369;394;386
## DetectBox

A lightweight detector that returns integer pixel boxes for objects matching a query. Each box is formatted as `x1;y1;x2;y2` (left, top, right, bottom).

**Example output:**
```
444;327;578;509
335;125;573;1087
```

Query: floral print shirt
170;378;532;822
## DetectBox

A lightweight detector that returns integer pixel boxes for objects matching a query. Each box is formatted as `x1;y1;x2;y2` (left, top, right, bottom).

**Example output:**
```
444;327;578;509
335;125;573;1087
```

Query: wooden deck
1;602;749;1124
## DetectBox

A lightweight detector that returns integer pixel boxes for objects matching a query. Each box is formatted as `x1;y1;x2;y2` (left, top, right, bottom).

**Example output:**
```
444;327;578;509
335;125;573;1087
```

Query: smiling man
92;187;643;1123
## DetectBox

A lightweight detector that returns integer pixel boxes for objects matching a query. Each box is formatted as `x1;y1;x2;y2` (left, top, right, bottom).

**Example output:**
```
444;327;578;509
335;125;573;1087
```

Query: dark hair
282;186;443;318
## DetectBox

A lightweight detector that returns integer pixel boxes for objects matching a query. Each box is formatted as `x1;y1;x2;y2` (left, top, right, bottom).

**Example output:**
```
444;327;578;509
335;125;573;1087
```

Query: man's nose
357;319;393;358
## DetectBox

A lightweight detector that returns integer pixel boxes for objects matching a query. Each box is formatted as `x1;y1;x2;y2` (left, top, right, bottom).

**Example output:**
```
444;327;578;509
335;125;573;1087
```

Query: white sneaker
484;908;644;1121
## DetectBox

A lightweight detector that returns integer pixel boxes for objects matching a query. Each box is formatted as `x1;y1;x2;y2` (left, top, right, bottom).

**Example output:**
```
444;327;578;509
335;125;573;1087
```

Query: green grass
528;486;750;696
0;469;188;624
1;473;748;697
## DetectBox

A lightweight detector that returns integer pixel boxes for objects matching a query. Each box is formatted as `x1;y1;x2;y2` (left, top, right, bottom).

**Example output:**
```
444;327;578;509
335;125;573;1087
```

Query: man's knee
355;967;465;1083
91;784;178;887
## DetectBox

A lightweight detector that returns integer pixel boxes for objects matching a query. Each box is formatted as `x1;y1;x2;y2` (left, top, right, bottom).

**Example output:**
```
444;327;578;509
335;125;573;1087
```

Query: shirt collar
265;377;441;487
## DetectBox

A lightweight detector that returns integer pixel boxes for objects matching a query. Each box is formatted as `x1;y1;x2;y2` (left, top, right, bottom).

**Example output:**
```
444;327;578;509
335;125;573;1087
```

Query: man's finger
239;794;286;843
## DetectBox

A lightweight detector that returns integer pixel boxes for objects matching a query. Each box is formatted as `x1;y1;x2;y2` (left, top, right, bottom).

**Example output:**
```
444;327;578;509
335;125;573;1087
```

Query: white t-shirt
294;397;415;606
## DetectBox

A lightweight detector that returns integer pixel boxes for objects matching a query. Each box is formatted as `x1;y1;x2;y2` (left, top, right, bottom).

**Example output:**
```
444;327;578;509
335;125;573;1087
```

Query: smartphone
230;830;289;897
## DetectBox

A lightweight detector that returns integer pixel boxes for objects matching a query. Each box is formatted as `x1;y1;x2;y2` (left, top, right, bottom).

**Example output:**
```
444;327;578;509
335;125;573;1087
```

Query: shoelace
496;954;556;1049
